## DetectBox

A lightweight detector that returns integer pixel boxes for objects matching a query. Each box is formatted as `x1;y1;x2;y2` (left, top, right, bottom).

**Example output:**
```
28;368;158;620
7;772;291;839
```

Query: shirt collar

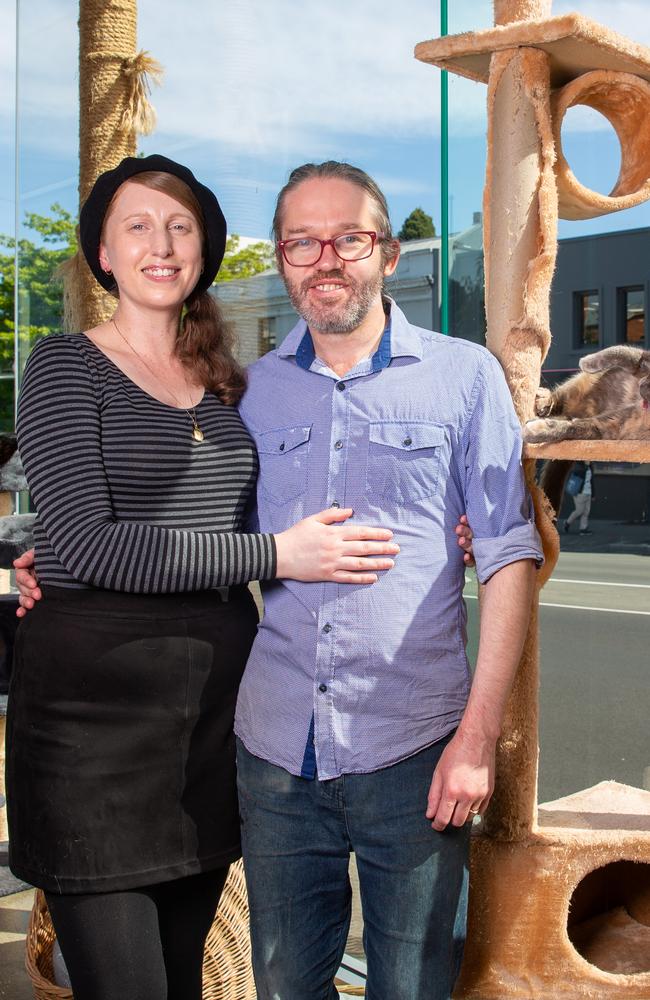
277;298;424;369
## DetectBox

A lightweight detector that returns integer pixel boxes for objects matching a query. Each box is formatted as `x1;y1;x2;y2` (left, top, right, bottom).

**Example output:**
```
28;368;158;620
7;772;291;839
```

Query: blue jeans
236;734;470;1000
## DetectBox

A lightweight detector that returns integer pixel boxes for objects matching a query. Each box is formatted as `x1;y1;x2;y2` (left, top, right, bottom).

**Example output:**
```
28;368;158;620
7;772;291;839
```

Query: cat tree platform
414;13;650;87
454;782;650;999
416;13;650;221
524;441;650;462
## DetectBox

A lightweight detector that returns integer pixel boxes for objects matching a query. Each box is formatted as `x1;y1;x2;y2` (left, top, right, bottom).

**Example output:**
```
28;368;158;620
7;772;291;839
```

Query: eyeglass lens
283;232;374;265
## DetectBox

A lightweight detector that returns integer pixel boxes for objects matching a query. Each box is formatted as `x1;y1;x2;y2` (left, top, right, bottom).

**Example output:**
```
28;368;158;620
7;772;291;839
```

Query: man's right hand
275;507;399;584
13;548;40;618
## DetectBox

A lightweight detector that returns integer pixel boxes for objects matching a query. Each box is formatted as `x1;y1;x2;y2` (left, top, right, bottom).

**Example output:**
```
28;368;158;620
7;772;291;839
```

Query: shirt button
403;436;412;447
331;501;340;508
319;683;328;693
322;623;332;633
336;381;346;392
334;440;343;450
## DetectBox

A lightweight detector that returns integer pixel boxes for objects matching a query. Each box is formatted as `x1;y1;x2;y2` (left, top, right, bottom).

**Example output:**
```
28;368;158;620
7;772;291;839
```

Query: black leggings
45;867;230;1000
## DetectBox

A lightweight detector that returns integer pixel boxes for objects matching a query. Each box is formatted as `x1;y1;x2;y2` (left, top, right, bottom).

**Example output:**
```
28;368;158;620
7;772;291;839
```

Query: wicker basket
25;860;256;1000
25;890;72;1000
203;859;256;999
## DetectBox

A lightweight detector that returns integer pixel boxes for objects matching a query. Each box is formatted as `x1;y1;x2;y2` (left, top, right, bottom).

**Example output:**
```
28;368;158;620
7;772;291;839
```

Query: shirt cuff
472;522;544;585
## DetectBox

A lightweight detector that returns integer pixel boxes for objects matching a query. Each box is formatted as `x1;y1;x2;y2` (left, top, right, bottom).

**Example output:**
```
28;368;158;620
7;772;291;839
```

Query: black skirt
6;585;258;894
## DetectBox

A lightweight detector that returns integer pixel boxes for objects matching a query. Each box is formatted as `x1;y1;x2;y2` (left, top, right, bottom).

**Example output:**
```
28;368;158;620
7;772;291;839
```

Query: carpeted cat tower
416;2;650;997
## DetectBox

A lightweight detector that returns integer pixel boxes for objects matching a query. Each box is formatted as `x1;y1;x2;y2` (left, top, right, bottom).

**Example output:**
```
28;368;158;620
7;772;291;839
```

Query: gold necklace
111;318;205;443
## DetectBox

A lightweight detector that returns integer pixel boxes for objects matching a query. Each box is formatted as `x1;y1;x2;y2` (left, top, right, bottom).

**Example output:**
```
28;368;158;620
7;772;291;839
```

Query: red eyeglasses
277;231;384;267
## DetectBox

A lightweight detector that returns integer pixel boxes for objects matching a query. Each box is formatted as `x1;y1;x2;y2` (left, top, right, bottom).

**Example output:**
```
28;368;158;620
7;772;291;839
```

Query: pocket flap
257;425;312;455
368;422;445;451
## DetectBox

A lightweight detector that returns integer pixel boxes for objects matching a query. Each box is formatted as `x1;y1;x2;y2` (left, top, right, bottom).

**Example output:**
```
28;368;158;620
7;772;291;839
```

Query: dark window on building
617;286;645;344
258;317;277;356
574;291;600;347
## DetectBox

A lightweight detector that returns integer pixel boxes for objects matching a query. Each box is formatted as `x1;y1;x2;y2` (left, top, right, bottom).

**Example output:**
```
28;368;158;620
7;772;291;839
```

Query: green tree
398;207;436;242
215;234;274;282
0;204;77;430
0;217;275;431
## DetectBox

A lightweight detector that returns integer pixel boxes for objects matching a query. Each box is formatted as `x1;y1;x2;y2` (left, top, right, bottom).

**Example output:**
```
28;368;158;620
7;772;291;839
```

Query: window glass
7;0;650;986
11;1;78;426
575;291;600;347
618;286;645;344
9;0;446;981
257;316;276;357
0;0;17;429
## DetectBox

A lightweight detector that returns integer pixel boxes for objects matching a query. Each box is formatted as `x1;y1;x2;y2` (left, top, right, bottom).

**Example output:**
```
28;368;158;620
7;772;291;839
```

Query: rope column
65;0;161;332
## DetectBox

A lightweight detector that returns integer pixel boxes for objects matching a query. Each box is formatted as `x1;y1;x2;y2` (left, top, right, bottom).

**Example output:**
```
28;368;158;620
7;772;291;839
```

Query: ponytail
175;292;247;406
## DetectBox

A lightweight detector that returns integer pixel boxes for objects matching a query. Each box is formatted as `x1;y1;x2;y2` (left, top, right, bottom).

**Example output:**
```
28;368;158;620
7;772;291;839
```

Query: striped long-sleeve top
16;334;276;592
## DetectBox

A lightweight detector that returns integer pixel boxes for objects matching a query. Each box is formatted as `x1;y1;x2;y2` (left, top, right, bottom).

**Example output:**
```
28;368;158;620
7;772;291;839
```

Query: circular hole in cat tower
560;106;621;196
568;861;650;976
552;70;650;220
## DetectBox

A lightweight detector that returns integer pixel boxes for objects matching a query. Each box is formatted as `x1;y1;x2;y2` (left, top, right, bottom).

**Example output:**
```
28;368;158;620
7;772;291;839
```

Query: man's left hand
426;559;536;831
425;727;495;831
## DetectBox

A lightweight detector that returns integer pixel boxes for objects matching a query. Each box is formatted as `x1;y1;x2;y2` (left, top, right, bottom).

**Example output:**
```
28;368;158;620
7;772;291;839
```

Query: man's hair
272;161;400;267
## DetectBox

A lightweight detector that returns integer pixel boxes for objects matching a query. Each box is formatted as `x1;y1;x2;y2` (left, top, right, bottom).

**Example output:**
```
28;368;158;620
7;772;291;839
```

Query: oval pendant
192;426;205;443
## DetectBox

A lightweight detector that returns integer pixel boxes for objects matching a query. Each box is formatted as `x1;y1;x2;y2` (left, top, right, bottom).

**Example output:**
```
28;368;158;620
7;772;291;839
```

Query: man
234;161;542;1000
15;161;540;1000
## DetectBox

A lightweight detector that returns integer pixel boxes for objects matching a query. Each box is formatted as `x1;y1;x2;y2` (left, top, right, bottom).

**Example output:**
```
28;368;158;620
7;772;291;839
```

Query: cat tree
416;2;650;996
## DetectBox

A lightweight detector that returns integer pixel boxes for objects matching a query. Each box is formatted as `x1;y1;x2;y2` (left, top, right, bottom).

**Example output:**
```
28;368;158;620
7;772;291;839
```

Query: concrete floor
0;868;364;997
0;886;35;1000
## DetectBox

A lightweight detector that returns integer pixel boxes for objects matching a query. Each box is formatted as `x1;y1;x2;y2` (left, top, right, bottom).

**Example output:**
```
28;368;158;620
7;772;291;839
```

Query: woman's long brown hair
108;171;246;406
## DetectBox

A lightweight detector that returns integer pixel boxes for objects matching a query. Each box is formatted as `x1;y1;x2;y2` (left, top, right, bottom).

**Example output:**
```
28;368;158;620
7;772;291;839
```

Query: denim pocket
366;422;445;504
256;424;312;503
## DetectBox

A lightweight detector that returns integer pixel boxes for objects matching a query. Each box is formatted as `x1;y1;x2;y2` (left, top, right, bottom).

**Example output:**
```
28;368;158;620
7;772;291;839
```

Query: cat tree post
416;3;650;996
481;0;558;841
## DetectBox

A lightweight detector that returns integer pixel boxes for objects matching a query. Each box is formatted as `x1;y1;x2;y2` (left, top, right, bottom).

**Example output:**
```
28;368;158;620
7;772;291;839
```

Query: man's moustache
300;271;351;293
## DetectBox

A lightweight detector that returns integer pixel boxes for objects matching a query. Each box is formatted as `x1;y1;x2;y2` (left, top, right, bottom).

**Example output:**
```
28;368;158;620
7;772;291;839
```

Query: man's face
277;177;398;335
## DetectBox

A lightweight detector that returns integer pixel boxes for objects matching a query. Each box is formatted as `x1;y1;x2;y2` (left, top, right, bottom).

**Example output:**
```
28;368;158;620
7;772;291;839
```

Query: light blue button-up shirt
235;302;543;780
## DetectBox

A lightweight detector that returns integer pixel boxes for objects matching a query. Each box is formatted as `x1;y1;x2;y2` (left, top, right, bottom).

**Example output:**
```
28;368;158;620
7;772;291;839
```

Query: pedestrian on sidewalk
564;461;595;535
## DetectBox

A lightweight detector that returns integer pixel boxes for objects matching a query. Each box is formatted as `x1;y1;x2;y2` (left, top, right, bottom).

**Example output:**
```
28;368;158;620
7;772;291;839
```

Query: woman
6;154;399;1000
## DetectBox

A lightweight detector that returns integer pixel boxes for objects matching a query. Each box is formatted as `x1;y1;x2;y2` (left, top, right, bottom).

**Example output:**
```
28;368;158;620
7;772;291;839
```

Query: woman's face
98;180;204;313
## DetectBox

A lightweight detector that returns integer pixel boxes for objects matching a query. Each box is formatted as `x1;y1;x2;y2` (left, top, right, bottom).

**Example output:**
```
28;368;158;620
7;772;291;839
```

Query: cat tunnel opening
567;860;650;976
552;70;650;220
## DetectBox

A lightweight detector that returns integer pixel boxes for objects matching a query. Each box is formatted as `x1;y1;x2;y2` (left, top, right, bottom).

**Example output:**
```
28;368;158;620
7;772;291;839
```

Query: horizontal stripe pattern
17;334;276;591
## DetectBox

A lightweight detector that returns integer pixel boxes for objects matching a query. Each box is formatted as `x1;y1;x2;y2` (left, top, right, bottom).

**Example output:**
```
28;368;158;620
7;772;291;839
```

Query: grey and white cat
524;345;650;443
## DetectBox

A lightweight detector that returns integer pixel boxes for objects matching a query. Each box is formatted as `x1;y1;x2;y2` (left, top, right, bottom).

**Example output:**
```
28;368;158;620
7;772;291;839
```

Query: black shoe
579;529;593;535
563;521;570;533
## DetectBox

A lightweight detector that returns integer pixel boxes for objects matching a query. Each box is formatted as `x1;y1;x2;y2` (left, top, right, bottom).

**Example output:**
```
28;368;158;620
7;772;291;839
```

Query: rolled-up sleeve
462;354;544;584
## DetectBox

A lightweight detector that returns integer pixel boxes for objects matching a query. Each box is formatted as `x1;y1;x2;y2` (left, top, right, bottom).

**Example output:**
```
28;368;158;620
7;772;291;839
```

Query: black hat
79;154;227;298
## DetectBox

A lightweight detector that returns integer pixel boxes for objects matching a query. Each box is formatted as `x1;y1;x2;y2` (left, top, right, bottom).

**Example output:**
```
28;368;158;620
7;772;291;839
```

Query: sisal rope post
64;0;162;333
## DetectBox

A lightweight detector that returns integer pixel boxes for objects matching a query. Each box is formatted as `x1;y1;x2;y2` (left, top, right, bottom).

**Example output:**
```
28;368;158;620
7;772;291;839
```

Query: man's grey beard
283;268;384;335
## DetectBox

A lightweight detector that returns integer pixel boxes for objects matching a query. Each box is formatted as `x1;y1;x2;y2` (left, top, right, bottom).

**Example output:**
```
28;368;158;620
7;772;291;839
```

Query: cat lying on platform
524;345;650;443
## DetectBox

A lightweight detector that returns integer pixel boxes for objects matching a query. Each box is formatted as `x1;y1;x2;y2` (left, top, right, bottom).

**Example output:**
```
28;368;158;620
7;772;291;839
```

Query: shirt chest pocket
366;422;445;504
256;425;311;503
